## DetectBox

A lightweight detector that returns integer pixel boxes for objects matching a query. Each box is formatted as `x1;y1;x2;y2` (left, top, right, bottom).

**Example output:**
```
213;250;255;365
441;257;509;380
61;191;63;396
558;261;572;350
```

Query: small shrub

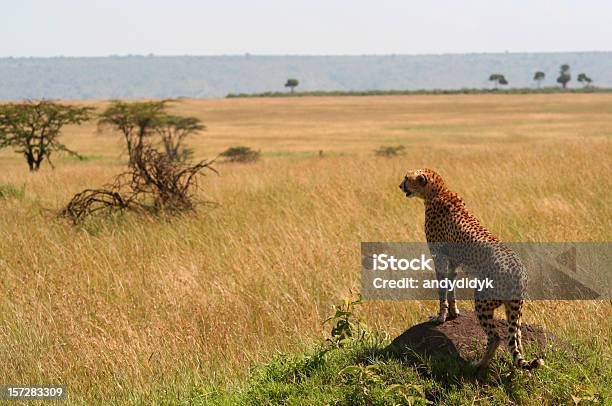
220;146;261;163
61;145;216;224
374;145;406;157
323;292;366;347
0;183;25;199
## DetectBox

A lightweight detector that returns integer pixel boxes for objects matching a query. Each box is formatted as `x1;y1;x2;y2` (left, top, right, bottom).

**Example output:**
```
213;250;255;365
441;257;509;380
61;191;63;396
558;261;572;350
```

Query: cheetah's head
399;168;446;200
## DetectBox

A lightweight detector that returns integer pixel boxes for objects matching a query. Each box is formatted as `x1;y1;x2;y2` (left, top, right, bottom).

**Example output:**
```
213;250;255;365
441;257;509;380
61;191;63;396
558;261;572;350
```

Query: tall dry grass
0;94;610;403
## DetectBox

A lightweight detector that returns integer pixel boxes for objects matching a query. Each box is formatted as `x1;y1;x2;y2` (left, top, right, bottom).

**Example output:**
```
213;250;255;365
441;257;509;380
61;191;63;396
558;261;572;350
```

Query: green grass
184;297;610;406
190;328;609;405
0;182;25;199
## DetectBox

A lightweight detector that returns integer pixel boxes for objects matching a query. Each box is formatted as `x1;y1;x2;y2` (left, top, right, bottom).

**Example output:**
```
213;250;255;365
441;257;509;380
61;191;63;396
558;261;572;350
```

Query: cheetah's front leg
432;253;450;324
447;264;460;319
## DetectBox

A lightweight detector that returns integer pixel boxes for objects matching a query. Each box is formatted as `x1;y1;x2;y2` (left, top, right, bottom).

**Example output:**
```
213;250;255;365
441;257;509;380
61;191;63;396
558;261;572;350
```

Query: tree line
488;64;593;89
281;64;593;95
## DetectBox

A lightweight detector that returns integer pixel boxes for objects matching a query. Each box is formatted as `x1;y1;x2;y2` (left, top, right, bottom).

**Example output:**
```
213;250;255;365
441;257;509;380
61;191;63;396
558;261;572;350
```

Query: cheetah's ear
417;174;428;187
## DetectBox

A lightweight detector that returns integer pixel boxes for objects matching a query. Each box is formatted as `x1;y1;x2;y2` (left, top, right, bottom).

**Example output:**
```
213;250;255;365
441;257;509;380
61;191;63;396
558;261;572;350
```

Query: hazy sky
2;0;611;57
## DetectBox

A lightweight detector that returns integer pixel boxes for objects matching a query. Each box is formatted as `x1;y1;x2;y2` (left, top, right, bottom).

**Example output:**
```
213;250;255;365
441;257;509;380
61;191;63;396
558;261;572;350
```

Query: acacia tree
98;100;168;164
533;71;546;88
284;78;299;93
154;115;205;161
577;73;593;88
0;100;93;171
488;73;508;89
557;64;571;88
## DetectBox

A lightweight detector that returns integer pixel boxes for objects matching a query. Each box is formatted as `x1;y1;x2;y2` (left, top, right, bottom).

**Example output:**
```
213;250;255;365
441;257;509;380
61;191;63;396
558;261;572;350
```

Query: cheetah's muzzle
399;181;412;196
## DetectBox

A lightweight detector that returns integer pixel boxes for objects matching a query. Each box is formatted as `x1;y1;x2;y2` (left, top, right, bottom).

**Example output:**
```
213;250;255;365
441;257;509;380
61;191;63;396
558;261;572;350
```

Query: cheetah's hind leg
504;300;545;370
471;300;501;369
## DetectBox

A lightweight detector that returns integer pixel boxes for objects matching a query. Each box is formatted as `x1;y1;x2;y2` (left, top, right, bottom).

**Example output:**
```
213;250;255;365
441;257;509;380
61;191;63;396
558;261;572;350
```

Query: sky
2;0;611;57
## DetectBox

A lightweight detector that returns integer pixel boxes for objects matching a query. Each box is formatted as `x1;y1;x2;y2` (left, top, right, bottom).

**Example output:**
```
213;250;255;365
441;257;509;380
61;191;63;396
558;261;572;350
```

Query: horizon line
2;50;612;59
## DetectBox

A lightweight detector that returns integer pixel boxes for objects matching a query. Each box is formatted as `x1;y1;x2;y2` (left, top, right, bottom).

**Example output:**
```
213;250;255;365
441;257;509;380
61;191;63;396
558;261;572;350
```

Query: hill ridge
2;51;612;99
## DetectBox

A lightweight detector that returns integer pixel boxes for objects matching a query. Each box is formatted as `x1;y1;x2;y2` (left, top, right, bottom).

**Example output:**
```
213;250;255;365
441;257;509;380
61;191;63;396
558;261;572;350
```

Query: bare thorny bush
61;145;217;224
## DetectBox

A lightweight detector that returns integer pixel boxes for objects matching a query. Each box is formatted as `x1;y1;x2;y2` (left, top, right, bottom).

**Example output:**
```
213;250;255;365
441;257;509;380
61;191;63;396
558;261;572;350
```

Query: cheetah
399;168;544;370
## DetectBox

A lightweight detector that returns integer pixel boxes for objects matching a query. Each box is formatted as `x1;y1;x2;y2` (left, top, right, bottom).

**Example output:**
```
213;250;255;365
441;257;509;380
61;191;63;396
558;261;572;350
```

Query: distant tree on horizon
285;78;299;93
533;71;546;88
557;64;571;88
489;73;508;89
577;73;593;88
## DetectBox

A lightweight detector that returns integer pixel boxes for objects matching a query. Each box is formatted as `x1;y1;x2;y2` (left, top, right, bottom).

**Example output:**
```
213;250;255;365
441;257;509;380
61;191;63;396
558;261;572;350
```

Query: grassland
0;94;610;404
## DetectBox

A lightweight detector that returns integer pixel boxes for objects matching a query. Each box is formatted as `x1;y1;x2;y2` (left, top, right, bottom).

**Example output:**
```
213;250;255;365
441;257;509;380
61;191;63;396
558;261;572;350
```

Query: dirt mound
389;310;553;363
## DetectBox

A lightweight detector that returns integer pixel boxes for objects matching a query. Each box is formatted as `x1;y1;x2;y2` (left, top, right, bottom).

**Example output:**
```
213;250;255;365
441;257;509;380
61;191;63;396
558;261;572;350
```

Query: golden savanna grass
0;94;611;403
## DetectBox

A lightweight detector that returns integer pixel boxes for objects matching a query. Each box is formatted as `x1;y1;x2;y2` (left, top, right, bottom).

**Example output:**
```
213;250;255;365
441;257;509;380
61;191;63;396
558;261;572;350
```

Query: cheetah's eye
417;174;428;186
